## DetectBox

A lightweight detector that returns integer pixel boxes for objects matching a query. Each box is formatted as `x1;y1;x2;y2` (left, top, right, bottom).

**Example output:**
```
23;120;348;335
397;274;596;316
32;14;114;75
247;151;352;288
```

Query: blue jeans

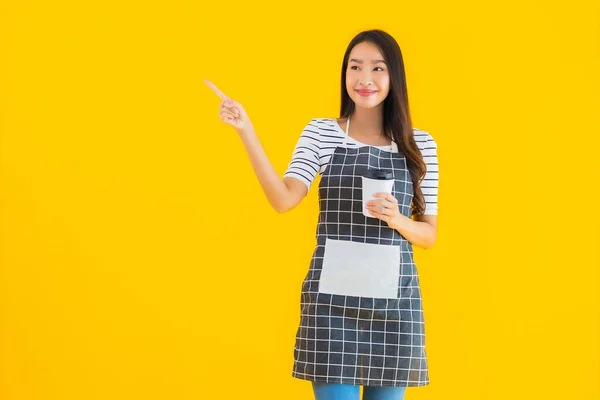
312;382;406;400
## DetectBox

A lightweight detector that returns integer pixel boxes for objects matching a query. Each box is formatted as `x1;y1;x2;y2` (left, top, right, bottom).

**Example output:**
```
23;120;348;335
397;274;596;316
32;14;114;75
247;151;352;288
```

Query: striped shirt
284;117;439;216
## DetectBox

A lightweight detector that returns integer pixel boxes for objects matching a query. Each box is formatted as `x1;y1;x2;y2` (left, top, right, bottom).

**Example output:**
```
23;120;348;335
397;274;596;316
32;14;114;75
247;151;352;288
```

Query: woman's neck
349;106;386;140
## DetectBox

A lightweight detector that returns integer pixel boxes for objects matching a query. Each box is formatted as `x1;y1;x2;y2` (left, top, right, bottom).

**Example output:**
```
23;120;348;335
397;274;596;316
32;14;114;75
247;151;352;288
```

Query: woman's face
346;41;390;109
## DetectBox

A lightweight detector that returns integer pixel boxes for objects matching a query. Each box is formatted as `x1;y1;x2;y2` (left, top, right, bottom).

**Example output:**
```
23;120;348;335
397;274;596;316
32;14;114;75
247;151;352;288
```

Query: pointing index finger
204;79;229;100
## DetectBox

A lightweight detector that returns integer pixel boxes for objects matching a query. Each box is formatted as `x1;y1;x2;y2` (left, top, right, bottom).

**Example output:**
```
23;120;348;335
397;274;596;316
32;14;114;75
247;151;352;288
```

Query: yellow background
1;1;599;399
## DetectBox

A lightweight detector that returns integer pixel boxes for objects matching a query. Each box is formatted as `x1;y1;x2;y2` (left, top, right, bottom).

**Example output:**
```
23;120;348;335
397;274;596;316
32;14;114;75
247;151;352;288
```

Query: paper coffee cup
362;169;395;218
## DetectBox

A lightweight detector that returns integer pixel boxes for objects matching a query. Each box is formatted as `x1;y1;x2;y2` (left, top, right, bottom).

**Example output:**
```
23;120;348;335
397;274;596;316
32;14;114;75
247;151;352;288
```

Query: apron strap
340;116;350;147
346;116;350;135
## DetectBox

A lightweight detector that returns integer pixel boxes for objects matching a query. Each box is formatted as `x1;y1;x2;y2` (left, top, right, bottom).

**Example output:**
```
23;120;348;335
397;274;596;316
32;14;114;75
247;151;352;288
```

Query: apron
292;118;429;387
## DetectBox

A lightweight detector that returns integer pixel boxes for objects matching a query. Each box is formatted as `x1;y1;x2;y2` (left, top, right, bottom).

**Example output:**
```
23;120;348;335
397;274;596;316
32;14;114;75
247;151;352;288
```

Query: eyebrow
349;58;386;64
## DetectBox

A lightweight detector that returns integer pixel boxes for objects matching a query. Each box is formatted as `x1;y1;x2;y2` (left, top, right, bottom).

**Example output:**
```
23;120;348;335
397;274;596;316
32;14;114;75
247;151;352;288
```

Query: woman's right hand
204;80;307;213
205;79;252;133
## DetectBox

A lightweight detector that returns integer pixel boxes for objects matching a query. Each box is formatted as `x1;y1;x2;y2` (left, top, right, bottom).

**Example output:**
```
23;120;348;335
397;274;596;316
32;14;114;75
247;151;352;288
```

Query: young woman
206;29;439;400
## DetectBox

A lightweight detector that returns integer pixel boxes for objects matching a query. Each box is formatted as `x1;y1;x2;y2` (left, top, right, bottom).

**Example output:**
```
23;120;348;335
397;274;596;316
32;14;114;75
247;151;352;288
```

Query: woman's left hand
366;193;404;228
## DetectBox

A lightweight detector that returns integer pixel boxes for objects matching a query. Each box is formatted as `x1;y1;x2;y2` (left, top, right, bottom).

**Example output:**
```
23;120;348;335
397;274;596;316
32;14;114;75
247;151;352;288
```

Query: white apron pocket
319;237;400;299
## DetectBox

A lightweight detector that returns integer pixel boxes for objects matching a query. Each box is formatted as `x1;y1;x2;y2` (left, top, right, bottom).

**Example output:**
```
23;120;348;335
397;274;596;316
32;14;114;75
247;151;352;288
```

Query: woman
206;29;438;400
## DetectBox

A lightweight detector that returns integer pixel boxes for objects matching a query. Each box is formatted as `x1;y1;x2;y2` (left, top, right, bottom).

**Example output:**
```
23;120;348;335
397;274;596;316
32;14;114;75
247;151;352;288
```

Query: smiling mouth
356;89;377;96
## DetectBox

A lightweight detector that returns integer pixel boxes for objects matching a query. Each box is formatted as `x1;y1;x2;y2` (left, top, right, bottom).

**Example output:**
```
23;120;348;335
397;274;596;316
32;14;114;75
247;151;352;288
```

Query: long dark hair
339;29;427;217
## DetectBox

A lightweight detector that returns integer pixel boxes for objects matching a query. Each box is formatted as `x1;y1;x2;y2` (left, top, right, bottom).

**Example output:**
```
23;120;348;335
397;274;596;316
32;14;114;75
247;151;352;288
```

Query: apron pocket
319;237;400;299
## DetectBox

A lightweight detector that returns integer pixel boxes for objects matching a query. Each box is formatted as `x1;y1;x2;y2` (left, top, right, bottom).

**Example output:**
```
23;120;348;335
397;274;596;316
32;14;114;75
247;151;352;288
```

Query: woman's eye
349;66;384;71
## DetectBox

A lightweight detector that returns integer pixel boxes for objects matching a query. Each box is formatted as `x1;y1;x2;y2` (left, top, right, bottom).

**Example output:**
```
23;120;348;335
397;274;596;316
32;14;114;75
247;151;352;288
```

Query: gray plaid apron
292;120;429;387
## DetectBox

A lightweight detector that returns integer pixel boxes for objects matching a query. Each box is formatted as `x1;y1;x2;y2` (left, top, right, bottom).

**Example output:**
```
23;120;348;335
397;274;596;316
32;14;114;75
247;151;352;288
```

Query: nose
359;75;373;86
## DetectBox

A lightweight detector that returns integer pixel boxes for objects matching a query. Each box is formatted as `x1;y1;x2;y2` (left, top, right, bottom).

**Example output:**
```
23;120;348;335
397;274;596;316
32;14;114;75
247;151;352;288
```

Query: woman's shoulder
306;117;342;129
301;117;346;137
413;127;437;151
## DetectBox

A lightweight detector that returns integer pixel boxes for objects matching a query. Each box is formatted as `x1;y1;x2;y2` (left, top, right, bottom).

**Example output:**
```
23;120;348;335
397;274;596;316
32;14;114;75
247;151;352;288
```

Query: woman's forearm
390;214;436;250
236;125;299;213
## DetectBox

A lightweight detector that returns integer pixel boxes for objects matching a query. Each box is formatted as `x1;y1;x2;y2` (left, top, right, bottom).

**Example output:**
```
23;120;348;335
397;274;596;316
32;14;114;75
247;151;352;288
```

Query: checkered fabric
292;144;429;387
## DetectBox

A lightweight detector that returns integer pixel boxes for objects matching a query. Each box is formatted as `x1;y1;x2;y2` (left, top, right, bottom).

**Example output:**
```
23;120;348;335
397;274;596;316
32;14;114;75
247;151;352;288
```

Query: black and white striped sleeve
283;118;322;190
419;132;439;216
